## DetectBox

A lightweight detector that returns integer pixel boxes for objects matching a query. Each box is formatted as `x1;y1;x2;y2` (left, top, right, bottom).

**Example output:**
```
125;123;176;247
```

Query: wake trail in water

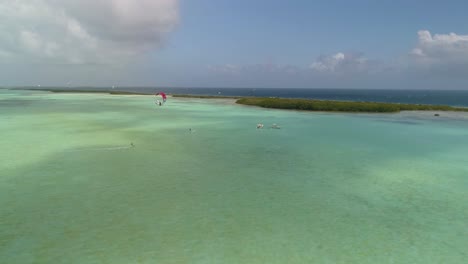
67;145;133;152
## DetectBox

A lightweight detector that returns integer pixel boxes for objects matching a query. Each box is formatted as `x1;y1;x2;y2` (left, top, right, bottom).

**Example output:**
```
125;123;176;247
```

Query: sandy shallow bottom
1;90;467;263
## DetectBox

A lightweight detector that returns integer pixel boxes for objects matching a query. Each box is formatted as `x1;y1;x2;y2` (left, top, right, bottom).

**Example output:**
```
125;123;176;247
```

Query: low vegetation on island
235;97;468;113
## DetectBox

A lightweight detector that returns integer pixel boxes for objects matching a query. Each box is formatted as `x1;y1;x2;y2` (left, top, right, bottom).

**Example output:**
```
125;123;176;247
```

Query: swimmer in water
130;142;135;147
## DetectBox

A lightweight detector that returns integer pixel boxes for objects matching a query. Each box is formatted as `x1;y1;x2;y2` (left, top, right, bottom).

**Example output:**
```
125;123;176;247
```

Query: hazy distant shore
17;88;148;96
172;94;243;99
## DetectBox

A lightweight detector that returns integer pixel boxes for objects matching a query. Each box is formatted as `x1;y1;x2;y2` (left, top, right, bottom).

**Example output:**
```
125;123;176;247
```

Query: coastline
11;88;468;113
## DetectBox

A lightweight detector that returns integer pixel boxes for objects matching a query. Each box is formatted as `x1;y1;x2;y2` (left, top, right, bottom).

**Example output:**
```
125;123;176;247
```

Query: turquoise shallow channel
1;89;467;263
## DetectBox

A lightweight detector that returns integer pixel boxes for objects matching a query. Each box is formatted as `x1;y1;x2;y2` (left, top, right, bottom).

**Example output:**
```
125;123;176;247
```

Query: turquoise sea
20;87;468;106
1;89;467;263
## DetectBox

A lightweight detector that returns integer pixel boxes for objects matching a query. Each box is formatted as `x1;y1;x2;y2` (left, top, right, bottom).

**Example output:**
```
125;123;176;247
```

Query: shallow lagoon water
1;90;467;263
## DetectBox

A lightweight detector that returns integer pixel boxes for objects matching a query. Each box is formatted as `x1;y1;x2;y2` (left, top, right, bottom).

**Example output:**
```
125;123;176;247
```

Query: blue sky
1;0;468;89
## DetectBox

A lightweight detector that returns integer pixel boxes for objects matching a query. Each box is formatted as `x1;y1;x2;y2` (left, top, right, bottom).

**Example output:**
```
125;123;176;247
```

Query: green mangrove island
235;97;468;113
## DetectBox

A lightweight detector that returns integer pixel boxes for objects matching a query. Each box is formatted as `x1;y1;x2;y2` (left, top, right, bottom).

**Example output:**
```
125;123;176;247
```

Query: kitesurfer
156;92;167;103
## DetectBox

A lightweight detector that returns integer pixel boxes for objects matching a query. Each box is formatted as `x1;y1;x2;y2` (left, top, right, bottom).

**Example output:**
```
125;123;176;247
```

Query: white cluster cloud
410;30;468;65
209;64;242;74
0;0;179;64
310;52;345;72
209;63;299;75
310;52;372;74
209;30;468;85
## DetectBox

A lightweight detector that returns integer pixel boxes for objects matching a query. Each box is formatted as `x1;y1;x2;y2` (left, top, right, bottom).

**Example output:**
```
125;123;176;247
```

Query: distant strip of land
13;88;468;113
172;94;243;99
235;97;468;113
30;89;148;95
